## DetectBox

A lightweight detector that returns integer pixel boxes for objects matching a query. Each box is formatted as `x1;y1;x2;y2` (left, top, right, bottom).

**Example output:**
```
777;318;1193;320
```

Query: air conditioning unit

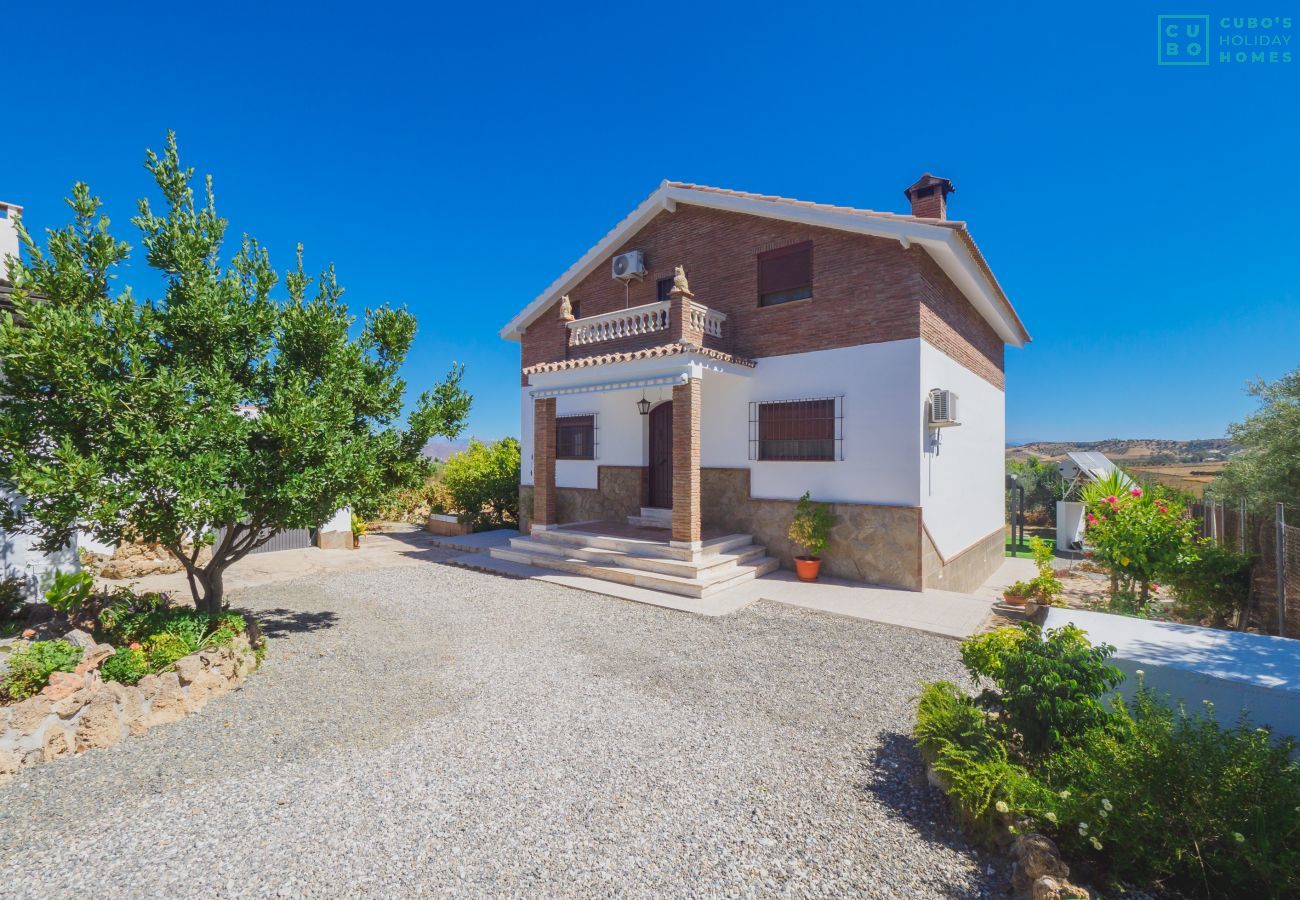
928;388;960;427
611;250;646;282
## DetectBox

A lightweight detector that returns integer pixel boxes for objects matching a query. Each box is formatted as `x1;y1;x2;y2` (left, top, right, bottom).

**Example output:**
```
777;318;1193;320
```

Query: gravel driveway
0;555;1006;897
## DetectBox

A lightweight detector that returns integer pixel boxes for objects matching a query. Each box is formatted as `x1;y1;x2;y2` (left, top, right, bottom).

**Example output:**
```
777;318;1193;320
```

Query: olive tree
0;134;470;613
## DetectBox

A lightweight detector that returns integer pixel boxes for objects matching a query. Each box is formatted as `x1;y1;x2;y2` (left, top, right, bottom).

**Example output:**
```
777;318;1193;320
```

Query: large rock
62;629;96;649
74;691;123;751
1012;834;1070;896
1032;875;1090;900
173;654;206;686
185;670;230;709
9;696;52;736
42;725;74;762
52;685;95;718
146;673;189;727
107;682;148;736
73;643;115;676
40;671;85;702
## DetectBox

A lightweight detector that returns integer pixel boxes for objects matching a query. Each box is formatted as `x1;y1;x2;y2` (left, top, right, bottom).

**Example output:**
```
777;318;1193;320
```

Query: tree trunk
1138;580;1150;608
193;564;226;616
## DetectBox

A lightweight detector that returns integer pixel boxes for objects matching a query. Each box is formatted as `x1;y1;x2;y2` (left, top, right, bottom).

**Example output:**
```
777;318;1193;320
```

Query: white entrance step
626;507;671;528
489;546;778;599
503;536;768;579
490;524;778;599
529;527;755;561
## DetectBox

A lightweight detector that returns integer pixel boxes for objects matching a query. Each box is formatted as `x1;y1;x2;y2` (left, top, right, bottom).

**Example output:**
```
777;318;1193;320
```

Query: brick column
532;397;557;531
668;270;703;347
671;377;702;548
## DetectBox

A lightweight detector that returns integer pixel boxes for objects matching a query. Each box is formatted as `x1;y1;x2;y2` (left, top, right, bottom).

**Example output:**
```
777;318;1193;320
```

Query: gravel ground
0;555;1008;897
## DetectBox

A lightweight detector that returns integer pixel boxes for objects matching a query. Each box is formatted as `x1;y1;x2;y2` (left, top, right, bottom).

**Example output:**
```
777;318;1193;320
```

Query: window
656;276;674;302
556;414;596;460
757;241;812;307
750;398;841;461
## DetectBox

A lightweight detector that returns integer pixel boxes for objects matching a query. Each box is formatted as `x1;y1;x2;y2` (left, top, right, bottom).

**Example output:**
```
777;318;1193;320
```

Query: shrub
962;623;1124;755
439;438;521;529
914;681;1050;840
145;632;195;670
44;569;95;615
1168;540;1253;627
1081;477;1199;606
787;492;835;558
101;646;149;685
1027;536;1063;605
1035;688;1300;895
0;574;28;621
1;640;83;701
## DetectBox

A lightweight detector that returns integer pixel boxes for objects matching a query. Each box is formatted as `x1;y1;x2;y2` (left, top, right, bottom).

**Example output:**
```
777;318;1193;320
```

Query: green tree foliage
1215;366;1300;510
1006;456;1066;519
0;134;470;613
439;438;521;530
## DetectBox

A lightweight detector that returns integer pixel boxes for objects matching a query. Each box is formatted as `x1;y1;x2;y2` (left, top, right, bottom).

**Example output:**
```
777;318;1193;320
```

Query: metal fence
1187;500;1295;638
212;525;315;556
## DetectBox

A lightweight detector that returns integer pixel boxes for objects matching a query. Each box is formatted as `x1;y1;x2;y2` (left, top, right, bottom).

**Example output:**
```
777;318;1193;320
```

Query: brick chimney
0;201;21;282
903;174;954;220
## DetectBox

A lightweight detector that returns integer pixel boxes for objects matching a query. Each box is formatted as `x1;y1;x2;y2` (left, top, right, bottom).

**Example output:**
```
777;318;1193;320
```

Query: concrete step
506;536;766;579
529;528;755;561
489;546;779;599
626;507;671;528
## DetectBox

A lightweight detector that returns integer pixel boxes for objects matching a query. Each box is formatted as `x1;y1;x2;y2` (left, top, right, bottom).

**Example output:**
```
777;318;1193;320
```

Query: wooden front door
647;401;673;510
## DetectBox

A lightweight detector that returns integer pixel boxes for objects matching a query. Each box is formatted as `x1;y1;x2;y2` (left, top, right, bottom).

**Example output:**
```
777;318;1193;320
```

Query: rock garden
0;571;260;779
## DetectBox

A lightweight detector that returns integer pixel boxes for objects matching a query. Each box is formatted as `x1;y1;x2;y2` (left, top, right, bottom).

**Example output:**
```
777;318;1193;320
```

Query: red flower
1151;584;1160;593
1130;486;1143;498
1086;514;1098;525
1106;495;1119;506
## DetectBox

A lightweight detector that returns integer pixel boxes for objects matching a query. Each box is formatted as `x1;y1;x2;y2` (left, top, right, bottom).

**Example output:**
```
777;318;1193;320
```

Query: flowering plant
1080;472;1198;608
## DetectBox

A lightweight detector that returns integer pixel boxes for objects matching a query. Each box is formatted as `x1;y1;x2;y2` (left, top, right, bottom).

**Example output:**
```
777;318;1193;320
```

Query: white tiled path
438;529;1006;639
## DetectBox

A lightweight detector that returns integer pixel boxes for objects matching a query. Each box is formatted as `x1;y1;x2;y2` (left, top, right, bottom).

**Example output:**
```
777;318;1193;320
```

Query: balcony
565;299;726;350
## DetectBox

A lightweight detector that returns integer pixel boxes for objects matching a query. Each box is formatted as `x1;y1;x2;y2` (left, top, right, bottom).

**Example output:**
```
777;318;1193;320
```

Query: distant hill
1006;438;1237;466
422;438;472;461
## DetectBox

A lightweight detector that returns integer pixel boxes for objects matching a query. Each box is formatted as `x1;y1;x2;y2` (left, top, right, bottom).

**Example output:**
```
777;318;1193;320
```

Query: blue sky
2;2;1296;444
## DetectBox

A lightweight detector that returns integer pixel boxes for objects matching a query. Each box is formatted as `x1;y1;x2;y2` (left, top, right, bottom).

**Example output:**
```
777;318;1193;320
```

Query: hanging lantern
636;390;651;416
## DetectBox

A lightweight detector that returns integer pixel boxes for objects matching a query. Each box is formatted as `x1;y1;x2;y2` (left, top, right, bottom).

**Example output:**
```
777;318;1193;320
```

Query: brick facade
519;204;1004;390
671;378;701;545
532;397;557;528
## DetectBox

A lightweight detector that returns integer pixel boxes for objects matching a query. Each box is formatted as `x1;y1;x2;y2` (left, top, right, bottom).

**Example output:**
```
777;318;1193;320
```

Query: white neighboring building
498;175;1031;594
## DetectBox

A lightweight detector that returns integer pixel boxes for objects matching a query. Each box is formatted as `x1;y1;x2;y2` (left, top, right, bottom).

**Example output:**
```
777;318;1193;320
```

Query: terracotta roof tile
523;342;756;375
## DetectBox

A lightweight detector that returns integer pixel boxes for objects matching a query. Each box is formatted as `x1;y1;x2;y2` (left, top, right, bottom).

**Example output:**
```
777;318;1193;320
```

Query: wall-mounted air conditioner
928;388;960;427
611;250;646;282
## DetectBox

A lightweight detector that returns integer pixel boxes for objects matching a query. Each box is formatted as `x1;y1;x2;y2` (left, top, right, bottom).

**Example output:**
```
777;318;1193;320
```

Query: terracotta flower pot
1003;591;1028;607
794;556;822;582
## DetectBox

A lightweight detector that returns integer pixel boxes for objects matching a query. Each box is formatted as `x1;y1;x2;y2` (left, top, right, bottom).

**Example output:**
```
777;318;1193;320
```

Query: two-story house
496;175;1029;599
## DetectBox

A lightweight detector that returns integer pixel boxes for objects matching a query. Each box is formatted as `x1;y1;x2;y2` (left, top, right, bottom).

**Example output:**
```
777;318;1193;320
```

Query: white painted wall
701;341;921;505
522;341;925;506
1;489;80;597
1045;607;1300;742
918;341;1006;560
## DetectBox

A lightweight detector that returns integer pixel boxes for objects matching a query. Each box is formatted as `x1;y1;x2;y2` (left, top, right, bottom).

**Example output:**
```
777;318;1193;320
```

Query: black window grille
749;397;843;461
556;414;597;460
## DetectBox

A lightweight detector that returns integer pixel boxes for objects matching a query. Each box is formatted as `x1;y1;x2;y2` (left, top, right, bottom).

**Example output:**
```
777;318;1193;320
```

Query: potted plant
350;511;367;549
1002;580;1034;607
788;492;835;582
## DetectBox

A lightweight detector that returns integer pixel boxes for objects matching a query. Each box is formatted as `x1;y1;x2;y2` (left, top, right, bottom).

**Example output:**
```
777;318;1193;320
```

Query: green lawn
1005;527;1055;559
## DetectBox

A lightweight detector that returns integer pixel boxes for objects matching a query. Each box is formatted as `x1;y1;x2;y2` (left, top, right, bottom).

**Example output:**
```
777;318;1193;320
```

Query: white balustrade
686;300;726;339
566;301;670;346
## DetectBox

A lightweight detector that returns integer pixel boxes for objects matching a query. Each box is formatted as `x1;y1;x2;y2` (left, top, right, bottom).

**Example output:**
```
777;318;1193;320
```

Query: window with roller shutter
757;241;813;307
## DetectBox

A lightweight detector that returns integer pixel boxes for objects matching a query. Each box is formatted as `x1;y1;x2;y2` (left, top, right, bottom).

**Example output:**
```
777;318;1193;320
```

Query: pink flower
129;642;142;651
1086;514;1098;525
1106;495;1119;506
1130;487;1143;498
1151;584;1160;593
